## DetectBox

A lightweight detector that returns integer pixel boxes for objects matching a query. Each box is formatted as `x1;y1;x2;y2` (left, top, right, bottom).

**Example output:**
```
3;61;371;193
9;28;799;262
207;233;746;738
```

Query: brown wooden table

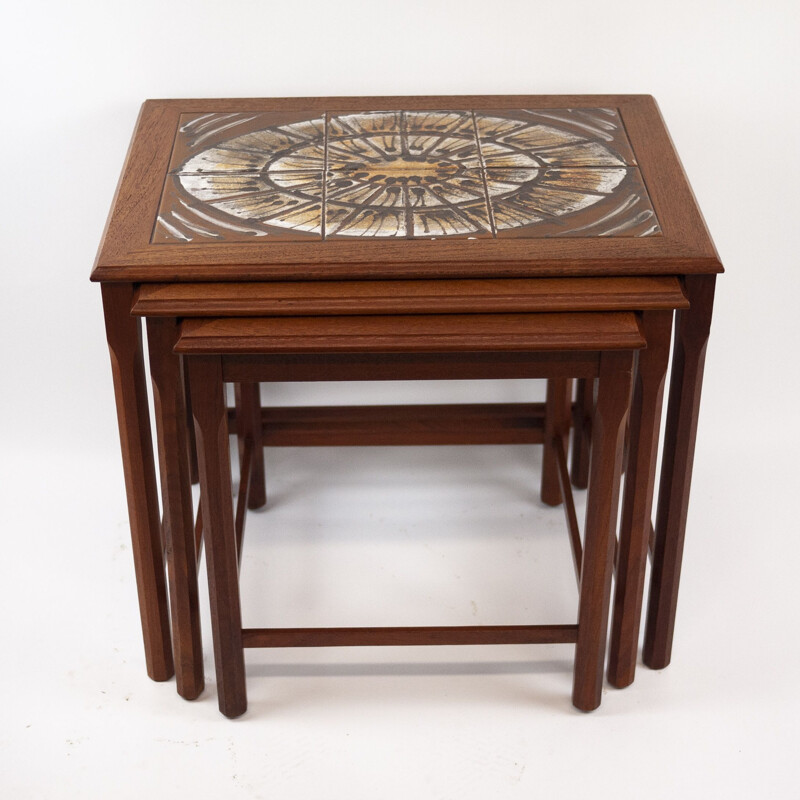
92;95;721;701
178;310;645;716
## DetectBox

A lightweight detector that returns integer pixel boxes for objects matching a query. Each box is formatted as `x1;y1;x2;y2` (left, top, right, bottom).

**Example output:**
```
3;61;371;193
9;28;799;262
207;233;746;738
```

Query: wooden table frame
177;311;643;716
644;274;716;669
94;94;721;704
101;272;711;705
115;276;684;702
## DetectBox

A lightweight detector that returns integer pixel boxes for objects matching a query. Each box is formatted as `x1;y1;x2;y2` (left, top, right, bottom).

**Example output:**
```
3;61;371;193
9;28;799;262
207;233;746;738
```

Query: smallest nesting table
178;310;642;716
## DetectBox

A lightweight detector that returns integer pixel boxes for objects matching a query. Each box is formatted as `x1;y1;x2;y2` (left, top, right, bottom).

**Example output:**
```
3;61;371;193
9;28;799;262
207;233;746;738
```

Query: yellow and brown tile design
153;109;660;243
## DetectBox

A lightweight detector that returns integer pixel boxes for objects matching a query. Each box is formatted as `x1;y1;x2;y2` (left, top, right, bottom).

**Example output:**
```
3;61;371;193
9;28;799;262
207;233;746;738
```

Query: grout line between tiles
471;110;497;237
321;112;329;240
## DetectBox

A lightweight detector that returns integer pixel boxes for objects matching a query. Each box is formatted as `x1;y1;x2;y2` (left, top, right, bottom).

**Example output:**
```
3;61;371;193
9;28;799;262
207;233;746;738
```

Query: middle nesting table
135;276;686;709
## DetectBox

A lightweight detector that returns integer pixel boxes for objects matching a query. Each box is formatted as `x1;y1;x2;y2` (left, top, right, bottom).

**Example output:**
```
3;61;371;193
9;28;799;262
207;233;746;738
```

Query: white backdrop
1;1;798;797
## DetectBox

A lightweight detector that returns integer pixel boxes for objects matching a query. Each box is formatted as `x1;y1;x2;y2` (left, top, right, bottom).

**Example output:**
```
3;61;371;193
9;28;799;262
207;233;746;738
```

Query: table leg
607;311;672;687
147;317;205;699
234;383;267;509
189;356;247;719
181;357;199;485
644;275;716;669
541;379;573;506
572;351;632;712
570;378;593;489
101;284;173;681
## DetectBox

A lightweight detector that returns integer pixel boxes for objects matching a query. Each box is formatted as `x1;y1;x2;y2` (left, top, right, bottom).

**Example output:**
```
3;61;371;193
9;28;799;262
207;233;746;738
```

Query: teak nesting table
92;95;721;714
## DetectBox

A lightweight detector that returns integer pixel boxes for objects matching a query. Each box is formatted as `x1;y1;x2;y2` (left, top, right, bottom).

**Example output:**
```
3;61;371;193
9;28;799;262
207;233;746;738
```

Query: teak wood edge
132;276;689;317
174;313;647;355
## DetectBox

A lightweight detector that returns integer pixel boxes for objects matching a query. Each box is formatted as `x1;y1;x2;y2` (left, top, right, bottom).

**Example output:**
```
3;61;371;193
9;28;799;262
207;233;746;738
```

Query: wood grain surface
175;312;646;354
133;276;688;317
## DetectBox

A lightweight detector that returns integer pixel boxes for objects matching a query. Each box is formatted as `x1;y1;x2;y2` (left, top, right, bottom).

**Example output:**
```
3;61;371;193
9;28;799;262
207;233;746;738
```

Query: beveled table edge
132;276;689;317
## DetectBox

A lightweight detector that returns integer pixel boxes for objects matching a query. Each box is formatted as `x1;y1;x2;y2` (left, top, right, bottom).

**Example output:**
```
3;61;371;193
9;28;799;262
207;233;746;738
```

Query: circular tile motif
172;110;640;238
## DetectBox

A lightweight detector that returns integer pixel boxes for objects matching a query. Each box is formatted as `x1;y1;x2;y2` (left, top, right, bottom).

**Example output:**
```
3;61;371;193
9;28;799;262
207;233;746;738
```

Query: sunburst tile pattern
153;109;660;243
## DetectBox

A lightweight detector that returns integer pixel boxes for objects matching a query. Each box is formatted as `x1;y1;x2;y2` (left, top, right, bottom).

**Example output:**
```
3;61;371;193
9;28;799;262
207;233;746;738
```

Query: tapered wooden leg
570;378;593;489
234;382;266;510
147;318;205;699
101;284;173;681
189;356;247;718
644;275;716;669
607;312;672;687
572;351;632;712
541;378;573;506
181;357;199;485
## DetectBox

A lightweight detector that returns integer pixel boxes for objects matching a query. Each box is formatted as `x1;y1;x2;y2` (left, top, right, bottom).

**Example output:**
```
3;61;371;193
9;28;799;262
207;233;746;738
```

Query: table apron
220;351;602;383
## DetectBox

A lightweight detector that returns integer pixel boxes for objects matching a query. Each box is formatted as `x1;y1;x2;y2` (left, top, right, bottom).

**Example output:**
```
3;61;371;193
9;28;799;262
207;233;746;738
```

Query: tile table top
154;108;658;243
92;95;721;282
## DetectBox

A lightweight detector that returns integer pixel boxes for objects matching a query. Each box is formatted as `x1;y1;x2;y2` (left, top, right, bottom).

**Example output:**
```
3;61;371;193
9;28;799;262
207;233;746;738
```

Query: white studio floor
2;416;797;798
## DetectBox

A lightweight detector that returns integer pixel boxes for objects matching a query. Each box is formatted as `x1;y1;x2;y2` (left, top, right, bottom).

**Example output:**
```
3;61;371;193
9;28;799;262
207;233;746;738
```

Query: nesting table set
92;95;721;717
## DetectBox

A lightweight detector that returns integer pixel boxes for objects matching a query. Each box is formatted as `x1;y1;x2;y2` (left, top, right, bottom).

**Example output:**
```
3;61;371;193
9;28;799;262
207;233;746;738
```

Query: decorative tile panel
153;109;660;243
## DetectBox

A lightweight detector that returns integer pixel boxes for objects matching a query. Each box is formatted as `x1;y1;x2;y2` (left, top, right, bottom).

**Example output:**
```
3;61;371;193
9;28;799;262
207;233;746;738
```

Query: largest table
92;94;721;696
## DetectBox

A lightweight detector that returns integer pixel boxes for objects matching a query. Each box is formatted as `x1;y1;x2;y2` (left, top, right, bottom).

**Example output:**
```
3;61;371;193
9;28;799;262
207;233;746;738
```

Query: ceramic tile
326;110;479;172
153;171;323;243
489;167;660;238
325;165;492;238
168;112;326;174
325;168;492;239
476;108;637;167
